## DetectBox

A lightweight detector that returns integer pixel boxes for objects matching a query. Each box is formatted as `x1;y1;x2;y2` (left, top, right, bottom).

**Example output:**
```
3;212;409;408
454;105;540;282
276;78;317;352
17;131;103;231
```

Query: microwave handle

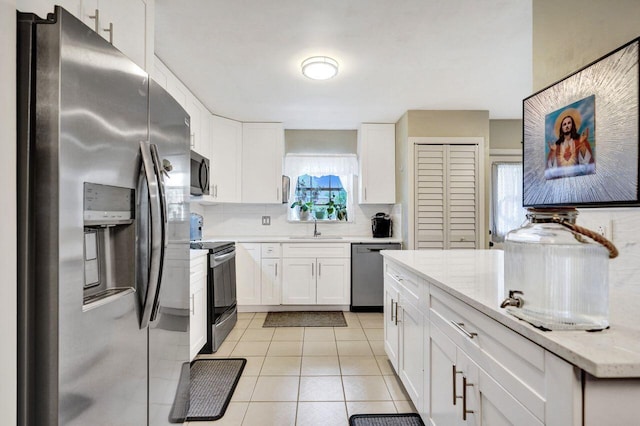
199;159;208;194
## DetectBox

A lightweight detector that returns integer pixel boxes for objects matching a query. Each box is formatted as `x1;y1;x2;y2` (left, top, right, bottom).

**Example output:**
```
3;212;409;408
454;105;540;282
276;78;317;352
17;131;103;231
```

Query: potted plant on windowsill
291;200;313;220
326;196;347;221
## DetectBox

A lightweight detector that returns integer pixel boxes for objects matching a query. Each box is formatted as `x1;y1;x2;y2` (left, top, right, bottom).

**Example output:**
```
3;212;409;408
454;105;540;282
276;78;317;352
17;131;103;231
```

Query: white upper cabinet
153;56;213;161
81;0;152;71
358;123;396;204
241;123;284;204
18;0;82;18
17;0;153;70
210;115;242;202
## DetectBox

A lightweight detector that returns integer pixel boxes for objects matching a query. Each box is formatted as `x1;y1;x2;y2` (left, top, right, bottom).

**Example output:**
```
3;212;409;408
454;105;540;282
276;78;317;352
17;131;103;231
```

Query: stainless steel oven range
191;241;237;352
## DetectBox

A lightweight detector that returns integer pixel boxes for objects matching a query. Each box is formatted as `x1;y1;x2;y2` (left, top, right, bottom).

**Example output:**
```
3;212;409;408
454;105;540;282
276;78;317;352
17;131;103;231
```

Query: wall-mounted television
523;37;639;207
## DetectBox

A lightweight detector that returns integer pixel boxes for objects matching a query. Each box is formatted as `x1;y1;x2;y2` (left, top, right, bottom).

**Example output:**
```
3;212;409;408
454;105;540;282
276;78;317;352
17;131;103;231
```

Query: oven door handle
211;249;236;267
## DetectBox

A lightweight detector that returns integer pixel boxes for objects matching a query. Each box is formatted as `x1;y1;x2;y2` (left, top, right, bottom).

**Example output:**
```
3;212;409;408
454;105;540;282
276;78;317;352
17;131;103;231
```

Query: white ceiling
154;0;532;130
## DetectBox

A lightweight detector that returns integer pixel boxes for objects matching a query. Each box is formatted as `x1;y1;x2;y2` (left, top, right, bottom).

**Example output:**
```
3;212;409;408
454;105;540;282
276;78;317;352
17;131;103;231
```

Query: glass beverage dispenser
501;208;618;330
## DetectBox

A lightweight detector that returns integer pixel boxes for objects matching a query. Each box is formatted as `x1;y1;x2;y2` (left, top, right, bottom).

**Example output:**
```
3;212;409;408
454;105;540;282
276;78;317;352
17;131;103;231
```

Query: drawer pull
463;376;475;421
451;321;478;339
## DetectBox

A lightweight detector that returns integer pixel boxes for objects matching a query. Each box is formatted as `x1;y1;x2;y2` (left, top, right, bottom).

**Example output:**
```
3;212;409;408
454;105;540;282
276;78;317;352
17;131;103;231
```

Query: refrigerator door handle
149;143;168;321
139;141;164;329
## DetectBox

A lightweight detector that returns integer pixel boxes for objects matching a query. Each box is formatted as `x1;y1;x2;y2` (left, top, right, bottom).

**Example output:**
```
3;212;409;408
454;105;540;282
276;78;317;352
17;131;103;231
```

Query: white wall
199;202;401;240
1;1;17;423
533;0;640;301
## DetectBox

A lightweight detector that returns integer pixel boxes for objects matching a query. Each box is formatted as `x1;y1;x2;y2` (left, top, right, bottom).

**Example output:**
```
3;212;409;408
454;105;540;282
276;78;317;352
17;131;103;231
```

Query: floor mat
263;311;347;327
186;358;246;421
349;413;425;426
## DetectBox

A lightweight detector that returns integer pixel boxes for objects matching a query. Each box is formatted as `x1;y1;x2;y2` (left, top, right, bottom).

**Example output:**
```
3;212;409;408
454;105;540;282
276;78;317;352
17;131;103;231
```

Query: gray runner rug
186;358;246;421
349;413;425;426
263;311;347;327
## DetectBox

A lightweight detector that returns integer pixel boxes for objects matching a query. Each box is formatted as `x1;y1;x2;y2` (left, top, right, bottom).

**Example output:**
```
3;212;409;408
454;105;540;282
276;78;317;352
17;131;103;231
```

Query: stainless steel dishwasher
351;243;401;312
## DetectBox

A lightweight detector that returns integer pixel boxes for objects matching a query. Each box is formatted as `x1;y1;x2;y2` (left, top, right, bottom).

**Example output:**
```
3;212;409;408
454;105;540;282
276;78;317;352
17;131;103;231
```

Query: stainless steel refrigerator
17;6;190;425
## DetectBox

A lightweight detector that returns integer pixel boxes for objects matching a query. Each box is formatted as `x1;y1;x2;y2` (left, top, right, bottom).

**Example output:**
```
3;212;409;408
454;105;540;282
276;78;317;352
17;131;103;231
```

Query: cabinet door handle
103;22;113;44
311;263;314;277
275;263;278;276
190;294;195;315
276;187;280;201
88;9;100;32
318;263;321;277
390;298;395;322
364;187;367;201
463;376;474;421
394;302;400;325
451;321;478;339
452;365;463;405
190;134;195;148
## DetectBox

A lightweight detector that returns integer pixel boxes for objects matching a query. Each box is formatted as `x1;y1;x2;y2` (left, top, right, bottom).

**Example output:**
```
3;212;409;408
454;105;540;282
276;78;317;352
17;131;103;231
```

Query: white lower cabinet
261;243;282;305
383;277;400;370
189;253;208;360
235;243;262;305
282;243;350;305
429;323;542;426
236;243;283;306
397;299;424;408
383;258;580;426
383;261;424;411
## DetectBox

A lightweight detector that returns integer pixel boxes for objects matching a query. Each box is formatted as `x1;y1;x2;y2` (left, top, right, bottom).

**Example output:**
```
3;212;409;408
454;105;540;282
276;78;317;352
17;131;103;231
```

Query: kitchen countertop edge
381;249;640;379
195;236;403;244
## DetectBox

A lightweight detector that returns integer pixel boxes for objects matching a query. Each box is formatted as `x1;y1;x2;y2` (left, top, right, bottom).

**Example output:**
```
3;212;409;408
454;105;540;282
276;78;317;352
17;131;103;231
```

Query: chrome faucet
313;218;321;237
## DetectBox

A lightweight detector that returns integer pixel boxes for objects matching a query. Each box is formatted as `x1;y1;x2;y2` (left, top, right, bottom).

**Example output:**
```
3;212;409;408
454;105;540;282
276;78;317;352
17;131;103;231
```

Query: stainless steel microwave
190;150;210;196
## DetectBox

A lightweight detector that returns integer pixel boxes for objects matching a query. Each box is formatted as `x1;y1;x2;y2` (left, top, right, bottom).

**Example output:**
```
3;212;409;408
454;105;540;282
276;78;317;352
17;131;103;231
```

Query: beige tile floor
189;311;416;426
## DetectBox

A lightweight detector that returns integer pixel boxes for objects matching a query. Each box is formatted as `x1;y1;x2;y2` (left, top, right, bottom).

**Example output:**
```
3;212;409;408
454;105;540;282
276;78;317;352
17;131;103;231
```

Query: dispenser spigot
500;290;524;309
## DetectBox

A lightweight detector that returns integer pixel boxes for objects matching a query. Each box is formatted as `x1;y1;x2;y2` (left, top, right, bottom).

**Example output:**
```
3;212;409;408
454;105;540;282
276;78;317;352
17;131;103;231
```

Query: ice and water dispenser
82;182;136;309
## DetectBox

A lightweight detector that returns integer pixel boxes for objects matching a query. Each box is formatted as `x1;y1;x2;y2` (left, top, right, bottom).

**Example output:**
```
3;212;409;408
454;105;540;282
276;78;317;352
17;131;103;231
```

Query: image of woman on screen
544;103;596;180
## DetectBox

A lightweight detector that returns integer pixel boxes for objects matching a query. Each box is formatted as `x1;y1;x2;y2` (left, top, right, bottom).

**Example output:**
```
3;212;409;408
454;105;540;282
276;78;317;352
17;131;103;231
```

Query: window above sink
284;154;357;223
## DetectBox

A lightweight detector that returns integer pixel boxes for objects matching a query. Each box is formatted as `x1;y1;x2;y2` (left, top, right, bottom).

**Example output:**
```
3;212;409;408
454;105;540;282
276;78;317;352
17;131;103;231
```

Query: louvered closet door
447;145;478;248
415;144;479;249
415;145;446;249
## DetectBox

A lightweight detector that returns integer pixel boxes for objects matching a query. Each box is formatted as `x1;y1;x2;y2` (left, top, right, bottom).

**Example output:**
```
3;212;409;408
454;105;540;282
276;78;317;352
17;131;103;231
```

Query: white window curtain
284;154;358;221
491;162;527;243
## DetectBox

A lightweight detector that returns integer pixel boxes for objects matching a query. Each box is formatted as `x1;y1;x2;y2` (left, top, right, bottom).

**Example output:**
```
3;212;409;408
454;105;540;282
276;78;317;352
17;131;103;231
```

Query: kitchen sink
288;236;343;240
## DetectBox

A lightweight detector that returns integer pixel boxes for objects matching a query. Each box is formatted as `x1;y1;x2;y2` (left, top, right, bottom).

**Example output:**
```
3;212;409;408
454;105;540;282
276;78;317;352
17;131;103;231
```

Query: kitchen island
382;249;640;426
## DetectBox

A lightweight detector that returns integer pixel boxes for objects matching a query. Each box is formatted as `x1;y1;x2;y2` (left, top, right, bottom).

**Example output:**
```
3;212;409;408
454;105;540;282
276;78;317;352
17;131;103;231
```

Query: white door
241;123;284;204
261;258;281;305
383;278;400;371
315;258;350;304
210;115;242;202
282;258;315;304
399;300;424;410
236;243;261;305
429;324;459;426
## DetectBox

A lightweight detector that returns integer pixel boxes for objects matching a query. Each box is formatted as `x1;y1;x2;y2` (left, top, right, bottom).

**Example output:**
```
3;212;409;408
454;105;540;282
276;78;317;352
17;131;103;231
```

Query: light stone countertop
381;249;640;378
189;249;208;259
197;236;403;244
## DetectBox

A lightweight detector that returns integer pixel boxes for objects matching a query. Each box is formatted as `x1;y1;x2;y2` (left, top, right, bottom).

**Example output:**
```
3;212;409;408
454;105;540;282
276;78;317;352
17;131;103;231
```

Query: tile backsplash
578;208;640;294
194;202;402;240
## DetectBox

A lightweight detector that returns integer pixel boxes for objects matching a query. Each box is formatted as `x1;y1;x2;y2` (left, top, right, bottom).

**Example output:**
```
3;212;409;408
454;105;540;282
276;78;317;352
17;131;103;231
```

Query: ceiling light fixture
301;56;339;80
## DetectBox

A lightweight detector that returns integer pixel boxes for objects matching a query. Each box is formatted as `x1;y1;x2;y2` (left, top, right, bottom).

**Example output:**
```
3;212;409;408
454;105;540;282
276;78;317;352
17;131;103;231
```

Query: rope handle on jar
553;219;619;259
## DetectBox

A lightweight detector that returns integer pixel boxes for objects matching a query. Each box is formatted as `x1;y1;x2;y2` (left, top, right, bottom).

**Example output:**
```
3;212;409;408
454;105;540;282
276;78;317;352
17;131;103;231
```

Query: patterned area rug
186;358;246;421
263;311;347;327
349;413;425;426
